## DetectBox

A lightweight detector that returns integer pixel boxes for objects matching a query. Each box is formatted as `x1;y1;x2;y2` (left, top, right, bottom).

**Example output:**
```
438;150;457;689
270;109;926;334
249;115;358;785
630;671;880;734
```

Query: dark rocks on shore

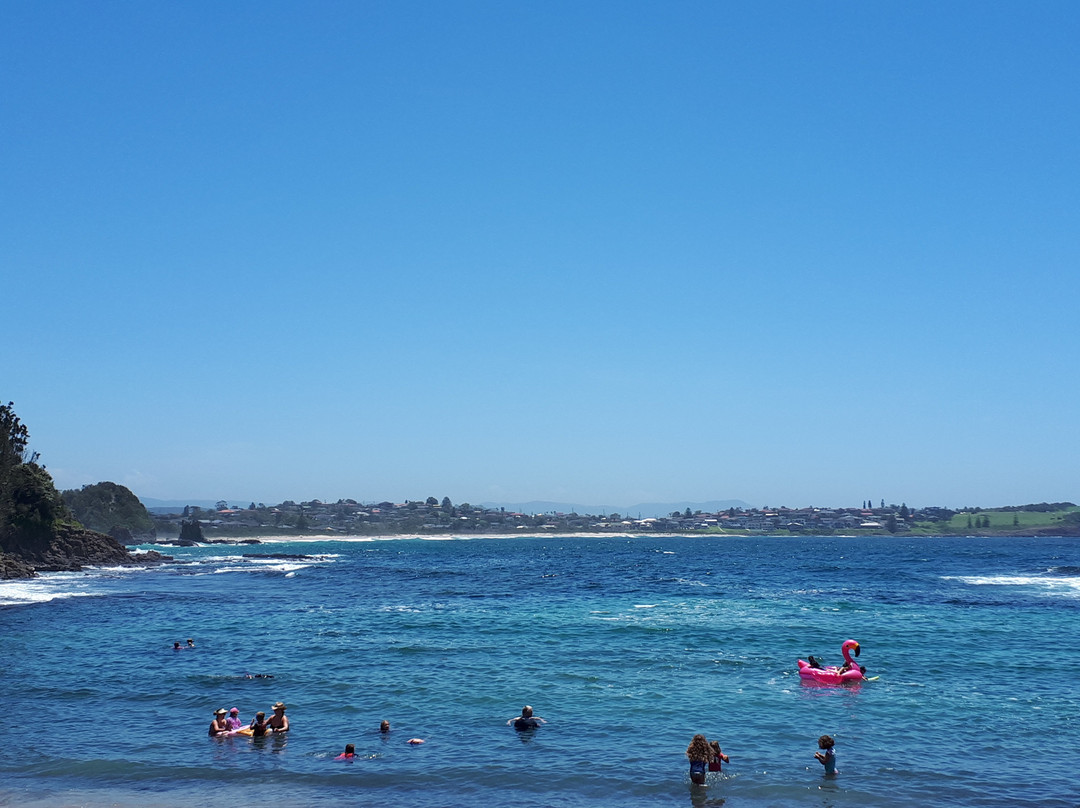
153;537;263;546
0;525;170;578
242;552;315;561
0;553;37;579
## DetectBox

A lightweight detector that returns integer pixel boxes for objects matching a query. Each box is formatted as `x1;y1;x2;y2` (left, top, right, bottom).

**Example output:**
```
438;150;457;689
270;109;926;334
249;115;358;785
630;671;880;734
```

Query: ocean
0;534;1077;807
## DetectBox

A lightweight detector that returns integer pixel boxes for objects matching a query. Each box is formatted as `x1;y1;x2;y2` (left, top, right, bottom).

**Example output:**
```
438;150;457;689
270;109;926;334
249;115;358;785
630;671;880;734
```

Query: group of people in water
208;701;289;737
208;704;545;756
207;695;838;783
685;733;837;785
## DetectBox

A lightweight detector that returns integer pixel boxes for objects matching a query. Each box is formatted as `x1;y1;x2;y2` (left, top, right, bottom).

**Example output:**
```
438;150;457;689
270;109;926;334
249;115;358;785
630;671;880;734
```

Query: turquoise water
1;535;1077;807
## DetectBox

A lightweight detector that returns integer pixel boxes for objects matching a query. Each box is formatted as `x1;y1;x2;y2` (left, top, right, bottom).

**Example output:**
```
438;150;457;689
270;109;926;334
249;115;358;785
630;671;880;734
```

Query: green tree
886;513;898;533
61;481;154;536
425;497;438;506
899;503;910;520
441;496;452;510
684;507;692;518
0;402;73;553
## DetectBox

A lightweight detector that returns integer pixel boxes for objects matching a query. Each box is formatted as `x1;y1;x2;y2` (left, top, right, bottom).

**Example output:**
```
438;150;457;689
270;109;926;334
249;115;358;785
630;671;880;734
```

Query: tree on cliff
0;402;73;551
62;481;155;538
0;402;162;578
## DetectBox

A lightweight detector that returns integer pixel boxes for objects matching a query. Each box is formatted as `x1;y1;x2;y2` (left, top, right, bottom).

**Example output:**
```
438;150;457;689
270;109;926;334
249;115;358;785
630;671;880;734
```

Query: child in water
686;734;712;785
334;743;356;761
707;741;729;772
815;735;837;775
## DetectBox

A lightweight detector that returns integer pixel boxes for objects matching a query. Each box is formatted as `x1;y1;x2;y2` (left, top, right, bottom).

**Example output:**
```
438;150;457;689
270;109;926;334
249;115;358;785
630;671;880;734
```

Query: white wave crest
943;574;1080;597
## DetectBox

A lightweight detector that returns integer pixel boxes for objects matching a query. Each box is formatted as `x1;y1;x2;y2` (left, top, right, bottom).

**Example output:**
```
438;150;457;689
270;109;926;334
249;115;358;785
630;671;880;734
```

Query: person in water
208;709;229;737
707;741;729;773
173;641;182;651
334;743;356;761
249;711;268;737
815;735;837;775
686;734;713;785
380;720;391;733
507;705;546;730
268;702;289;732
186;638;196;648
224;707;243;731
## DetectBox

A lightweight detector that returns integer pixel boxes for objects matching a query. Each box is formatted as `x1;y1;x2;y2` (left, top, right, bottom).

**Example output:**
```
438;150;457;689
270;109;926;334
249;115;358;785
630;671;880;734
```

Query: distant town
151;498;1080;540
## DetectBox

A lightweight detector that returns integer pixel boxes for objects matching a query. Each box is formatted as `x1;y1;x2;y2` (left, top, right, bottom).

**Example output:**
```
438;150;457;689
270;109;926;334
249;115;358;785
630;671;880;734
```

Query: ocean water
1;534;1077;807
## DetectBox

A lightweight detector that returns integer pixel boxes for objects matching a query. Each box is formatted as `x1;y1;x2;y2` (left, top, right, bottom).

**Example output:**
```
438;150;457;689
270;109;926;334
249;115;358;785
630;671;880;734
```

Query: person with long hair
686;733;713;785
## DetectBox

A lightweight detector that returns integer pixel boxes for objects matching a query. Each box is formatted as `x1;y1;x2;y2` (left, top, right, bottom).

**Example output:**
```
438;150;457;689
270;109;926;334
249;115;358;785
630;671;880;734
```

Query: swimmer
380;720;391;733
507;705;547;730
814;734;837;775
225;707;242;731
268;701;289;733
707;740;729;772
208;708;229;737
686;734;712;785
186;638;195;648
334;743;356;761
407;738;425;745
249;711;268;737
173;641;182;650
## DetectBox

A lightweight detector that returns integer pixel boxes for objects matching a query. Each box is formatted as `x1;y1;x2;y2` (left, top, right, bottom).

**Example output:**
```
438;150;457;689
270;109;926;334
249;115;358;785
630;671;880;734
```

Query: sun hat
215;708;227;715
229;707;239;714
271;701;286;710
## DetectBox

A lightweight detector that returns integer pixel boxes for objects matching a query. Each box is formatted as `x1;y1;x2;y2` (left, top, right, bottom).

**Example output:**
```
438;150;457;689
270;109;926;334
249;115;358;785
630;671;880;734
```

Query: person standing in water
268;702;289;733
708;741;729;773
815;734;837;775
686;734;712;785
208;709;229;737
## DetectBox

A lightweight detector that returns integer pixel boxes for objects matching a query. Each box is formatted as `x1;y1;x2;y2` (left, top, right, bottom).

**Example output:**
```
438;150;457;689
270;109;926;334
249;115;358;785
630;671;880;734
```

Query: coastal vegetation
0;402;164;578
61;481;156;540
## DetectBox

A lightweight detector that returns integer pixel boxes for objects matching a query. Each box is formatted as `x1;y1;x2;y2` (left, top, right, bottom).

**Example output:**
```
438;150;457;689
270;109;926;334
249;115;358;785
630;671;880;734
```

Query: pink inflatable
797;639;865;684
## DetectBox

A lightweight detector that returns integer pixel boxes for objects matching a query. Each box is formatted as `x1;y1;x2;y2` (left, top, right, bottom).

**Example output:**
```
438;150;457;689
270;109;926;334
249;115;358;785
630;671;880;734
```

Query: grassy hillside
944;507;1078;532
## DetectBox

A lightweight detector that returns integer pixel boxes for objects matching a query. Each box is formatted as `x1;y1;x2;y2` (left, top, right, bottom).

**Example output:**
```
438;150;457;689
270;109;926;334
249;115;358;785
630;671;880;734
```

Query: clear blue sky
4;2;1078;510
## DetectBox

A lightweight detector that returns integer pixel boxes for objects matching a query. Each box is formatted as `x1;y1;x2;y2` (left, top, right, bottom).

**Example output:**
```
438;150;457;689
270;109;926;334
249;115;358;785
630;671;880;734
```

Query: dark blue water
1;535;1077;806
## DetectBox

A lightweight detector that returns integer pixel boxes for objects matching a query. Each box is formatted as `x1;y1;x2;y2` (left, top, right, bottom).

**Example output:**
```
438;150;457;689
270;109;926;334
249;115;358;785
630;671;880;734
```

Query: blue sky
4;2;1078;510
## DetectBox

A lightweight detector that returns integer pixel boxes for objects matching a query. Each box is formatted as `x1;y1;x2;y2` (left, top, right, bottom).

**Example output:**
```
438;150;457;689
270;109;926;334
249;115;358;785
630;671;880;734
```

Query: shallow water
1;535;1077;806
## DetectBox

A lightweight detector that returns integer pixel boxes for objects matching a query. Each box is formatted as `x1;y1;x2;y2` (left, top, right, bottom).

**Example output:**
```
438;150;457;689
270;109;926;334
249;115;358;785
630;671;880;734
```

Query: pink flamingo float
797;639;866;684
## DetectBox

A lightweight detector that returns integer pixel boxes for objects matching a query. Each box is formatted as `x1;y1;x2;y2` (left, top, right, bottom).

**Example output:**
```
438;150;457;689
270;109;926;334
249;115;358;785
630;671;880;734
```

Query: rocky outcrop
4;524;169;575
0;552;36;579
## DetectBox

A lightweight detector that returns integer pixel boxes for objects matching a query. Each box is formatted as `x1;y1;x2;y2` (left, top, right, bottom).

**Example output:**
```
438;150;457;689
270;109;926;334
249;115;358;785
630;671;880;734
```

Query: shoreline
136;530;1079;547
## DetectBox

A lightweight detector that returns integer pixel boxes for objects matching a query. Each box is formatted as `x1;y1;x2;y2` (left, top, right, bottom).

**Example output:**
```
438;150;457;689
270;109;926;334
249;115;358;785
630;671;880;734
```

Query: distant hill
140;498;222;514
479;500;752;519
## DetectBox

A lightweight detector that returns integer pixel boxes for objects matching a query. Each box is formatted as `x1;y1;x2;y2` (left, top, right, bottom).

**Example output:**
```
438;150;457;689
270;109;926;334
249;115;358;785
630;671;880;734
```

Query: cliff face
0;523;168;577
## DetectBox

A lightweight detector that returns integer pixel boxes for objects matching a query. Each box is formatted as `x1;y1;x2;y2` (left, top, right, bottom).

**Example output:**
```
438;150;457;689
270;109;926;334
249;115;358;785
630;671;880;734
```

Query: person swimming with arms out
815;734;837;776
686;734;713;785
507;705;546;730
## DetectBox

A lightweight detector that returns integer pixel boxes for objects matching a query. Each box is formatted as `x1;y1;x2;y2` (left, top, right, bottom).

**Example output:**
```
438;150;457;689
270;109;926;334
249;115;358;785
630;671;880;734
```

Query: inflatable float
797;639;865;684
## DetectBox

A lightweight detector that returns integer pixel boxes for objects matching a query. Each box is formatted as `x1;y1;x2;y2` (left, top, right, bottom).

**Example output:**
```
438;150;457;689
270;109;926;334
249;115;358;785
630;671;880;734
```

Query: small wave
943;574;1080;597
0;574;99;606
